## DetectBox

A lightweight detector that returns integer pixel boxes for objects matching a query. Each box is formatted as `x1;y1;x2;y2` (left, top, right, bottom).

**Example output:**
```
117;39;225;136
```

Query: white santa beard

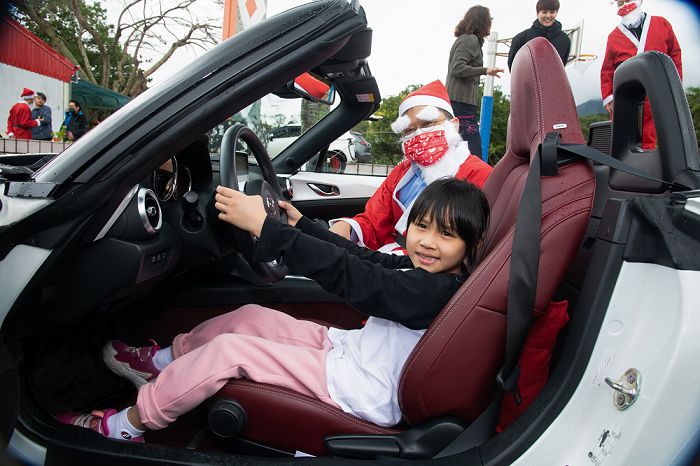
620;6;644;28
416;123;468;185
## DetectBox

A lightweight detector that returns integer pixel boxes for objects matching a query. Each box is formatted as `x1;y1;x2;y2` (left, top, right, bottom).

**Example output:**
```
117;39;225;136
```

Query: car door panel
288;171;384;222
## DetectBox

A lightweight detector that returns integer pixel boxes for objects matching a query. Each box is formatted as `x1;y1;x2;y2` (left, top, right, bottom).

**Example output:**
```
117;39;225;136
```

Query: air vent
138;188;162;234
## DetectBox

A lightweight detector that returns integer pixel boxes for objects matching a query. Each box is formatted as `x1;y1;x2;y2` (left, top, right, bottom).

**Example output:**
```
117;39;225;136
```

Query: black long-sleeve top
253;216;467;330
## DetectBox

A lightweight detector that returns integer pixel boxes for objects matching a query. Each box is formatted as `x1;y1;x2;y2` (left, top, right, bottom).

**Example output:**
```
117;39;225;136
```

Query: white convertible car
1;1;699;465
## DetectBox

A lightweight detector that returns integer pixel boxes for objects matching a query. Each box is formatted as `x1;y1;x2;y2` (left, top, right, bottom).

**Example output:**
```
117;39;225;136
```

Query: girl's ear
450;117;460;133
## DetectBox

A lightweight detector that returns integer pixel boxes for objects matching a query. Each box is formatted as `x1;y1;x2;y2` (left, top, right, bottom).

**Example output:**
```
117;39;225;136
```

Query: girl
446;5;503;158
57;177;490;442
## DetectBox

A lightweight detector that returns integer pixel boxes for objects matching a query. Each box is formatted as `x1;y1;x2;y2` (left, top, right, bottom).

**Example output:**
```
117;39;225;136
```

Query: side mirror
288;72;335;105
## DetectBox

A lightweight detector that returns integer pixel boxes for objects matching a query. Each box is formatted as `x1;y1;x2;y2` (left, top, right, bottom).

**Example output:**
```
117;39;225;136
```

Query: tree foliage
686;87;700;145
360;84;419;166
12;0;219;96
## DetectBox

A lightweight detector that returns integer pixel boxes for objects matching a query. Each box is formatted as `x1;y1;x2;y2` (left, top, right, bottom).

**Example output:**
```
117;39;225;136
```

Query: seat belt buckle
497;366;523;406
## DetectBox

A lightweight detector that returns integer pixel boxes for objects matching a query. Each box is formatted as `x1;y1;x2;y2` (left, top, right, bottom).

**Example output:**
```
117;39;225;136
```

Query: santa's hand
215;186;268;237
7;133;15;139
329;221;352;239
605;102;613;115
278;200;302;227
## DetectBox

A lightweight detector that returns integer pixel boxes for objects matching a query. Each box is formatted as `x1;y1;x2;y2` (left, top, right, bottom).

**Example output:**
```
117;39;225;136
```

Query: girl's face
406;216;468;274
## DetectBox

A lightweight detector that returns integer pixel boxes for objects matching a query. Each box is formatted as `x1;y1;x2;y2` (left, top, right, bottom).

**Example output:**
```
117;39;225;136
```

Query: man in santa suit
6;88;42;139
329;80;492;253
600;0;682;149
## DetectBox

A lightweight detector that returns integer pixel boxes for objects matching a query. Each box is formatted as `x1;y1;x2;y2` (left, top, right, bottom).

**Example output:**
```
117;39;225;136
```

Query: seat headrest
508;37;585;159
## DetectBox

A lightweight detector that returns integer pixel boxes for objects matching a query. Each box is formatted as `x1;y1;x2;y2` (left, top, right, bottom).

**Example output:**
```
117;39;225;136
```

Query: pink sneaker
102;340;161;388
56;409;145;443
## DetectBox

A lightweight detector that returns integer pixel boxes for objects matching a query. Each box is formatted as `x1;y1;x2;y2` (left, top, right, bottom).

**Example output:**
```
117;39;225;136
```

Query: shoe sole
102;343;151;388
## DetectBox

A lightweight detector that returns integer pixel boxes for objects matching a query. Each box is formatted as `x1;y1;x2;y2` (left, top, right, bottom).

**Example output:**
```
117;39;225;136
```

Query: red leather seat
213;37;595;455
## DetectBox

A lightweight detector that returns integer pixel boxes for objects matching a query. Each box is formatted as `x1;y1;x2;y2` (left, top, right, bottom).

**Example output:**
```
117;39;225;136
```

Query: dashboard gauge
152;157;194;202
152;158;178;202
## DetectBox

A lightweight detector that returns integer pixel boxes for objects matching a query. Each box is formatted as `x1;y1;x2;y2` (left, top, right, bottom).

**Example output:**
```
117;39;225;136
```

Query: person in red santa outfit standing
600;0;682;149
329;80;492;254
6;88;42;139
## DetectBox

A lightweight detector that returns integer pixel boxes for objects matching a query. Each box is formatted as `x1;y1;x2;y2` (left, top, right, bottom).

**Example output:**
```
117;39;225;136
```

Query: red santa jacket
7;101;39;139
600;15;682;106
343;155;492;252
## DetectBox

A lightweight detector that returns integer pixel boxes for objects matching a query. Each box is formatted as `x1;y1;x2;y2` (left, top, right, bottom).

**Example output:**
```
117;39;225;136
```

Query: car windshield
207;92;341;163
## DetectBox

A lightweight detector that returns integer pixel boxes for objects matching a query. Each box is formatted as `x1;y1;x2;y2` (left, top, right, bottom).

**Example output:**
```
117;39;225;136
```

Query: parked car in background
267;125;371;167
350;131;371;163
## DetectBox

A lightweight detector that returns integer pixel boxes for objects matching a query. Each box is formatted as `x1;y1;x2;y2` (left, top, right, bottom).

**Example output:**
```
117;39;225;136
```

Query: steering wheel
218;124;288;283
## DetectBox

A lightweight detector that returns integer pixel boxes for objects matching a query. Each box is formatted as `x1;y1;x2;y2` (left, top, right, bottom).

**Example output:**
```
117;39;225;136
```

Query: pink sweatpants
136;304;338;430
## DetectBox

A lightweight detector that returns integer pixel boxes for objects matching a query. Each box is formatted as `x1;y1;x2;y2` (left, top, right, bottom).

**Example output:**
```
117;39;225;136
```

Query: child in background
58;177;490;442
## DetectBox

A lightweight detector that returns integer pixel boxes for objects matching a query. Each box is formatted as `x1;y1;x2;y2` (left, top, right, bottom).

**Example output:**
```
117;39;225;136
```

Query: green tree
12;0;219;96
363;84;420;166
686;87;700;144
579;113;610;141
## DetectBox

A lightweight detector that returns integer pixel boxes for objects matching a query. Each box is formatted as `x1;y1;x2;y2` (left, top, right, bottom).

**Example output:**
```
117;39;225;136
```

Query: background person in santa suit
600;0;682;149
6;88;41;139
329;80;492;254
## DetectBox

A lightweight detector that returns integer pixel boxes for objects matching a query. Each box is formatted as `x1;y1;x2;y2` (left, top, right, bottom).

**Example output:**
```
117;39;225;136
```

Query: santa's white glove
8;132;15;138
35;119;41;126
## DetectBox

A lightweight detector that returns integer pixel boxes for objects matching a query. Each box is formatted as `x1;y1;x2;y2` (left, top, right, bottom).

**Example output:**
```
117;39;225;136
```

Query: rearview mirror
287;72;335;105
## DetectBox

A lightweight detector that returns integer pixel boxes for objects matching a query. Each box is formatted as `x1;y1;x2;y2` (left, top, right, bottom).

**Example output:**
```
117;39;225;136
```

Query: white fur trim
390;115;411;134
378;242;406;255
399;95;454;117
415;106;441;122
603;95;614;106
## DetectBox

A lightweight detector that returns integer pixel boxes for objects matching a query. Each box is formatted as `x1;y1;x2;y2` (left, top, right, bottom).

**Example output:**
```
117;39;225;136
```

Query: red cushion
497;299;570;431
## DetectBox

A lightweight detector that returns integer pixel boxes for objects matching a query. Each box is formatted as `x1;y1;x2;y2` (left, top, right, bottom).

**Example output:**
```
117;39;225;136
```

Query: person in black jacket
57;178;490;440
31;92;53;140
63;99;88;141
507;0;571;71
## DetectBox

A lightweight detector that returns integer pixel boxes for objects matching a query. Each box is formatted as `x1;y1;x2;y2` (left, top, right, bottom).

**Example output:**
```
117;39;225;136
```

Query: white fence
0;138;71;154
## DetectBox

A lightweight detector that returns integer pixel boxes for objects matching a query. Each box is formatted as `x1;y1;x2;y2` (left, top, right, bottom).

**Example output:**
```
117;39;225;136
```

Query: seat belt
436;144;549;456
436;131;682;457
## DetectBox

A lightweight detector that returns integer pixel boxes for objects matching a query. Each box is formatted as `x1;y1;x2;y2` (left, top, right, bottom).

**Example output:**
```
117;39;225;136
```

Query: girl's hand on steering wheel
215;186;267;237
278;200;302;227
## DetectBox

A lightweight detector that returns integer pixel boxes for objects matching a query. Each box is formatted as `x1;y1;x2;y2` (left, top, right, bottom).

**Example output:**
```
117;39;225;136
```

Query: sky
147;0;700;105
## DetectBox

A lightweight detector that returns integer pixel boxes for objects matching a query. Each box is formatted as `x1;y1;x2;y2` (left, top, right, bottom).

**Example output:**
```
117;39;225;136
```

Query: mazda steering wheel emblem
147;206;158;217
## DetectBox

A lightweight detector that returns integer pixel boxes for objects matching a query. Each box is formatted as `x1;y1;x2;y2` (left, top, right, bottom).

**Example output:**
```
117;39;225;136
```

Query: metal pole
480;32;498;162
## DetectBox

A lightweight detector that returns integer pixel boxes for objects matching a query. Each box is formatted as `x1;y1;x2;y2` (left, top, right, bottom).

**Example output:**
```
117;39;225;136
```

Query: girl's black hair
407;178;490;270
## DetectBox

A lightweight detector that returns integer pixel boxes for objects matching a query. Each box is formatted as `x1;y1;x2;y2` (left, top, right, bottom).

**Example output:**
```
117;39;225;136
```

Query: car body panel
514;261;700;465
0;245;52;324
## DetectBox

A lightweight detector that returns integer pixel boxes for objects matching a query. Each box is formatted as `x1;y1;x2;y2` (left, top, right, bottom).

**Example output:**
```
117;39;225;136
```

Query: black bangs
407;178;490;269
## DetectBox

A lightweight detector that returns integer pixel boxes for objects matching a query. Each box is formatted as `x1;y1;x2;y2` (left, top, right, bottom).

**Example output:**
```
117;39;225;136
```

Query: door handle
307;183;340;197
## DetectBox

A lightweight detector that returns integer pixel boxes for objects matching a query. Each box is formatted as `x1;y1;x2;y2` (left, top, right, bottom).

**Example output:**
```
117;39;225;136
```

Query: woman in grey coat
446;5;503;158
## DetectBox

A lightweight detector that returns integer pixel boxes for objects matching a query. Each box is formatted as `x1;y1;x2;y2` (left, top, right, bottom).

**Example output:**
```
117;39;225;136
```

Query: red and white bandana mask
402;129;450;166
617;2;638;16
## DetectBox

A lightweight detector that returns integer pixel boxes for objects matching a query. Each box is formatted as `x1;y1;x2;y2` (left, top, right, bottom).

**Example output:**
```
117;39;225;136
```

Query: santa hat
398;80;454;117
20;88;36;100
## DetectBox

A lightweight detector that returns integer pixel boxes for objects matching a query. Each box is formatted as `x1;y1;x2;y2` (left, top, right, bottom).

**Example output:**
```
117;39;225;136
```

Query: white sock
152;346;174;371
106;407;145;441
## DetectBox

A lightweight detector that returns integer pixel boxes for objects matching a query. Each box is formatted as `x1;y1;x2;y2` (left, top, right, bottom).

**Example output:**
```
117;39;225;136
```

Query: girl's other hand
278;200;302;227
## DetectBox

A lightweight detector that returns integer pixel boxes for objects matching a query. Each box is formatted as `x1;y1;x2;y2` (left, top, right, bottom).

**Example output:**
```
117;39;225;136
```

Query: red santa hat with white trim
20;88;36;100
392;80;455;134
398;80;454;117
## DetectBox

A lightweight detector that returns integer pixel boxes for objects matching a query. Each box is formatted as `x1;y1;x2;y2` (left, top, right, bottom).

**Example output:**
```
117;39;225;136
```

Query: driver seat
211;38;595;457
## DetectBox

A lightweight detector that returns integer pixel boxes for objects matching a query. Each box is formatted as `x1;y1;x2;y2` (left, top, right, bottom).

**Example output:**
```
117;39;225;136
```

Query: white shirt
325;316;426;426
